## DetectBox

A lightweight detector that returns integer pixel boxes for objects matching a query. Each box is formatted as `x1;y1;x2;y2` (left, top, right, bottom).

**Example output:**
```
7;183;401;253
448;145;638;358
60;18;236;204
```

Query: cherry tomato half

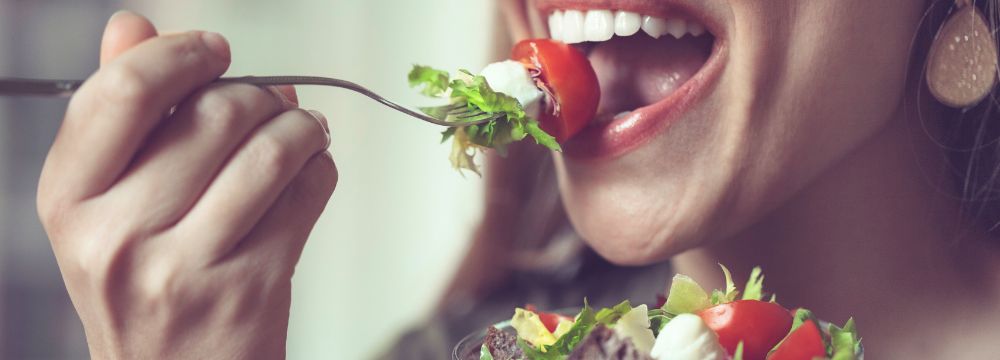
511;39;600;142
698;300;793;360
768;320;827;360
525;304;573;333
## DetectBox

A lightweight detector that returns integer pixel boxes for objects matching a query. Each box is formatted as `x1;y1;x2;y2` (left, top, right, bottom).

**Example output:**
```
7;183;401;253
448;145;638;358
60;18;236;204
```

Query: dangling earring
926;0;998;108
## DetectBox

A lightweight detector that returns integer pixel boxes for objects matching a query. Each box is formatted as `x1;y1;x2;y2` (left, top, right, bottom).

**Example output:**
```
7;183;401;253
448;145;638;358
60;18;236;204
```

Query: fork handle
0;78;83;97
0;76;354;98
216;76;467;127
0;76;489;127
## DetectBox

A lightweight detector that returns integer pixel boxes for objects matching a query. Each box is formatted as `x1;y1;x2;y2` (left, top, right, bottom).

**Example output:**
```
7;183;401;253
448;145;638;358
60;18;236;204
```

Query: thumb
100;10;158;67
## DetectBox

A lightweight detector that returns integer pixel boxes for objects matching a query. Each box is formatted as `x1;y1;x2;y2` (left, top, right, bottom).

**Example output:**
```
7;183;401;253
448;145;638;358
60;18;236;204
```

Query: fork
0;75;499;127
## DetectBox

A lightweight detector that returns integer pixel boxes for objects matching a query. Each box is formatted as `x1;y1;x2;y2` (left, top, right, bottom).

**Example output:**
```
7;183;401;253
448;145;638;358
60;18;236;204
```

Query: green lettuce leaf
711;264;740;305
733;341;745;360
526;301;651;359
449;70;526;119
407;65;561;175
663;274;712;314
524;120;561;152
517;338;558;360
595;300;633;325
545;303;597;356
829;318;861;360
408;65;450;97
741;266;765;301
479;343;494;360
790;308;815;332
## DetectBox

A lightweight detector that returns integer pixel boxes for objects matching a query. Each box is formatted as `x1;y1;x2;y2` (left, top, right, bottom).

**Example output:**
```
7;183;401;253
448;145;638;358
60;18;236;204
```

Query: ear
100;10;159;67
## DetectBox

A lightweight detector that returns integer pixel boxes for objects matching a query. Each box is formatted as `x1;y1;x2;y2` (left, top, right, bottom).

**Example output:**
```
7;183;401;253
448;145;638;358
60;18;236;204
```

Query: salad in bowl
456;266;861;360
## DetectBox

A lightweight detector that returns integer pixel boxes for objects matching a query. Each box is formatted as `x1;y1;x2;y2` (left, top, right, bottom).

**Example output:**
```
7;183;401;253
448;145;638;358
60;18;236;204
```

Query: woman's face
502;0;928;264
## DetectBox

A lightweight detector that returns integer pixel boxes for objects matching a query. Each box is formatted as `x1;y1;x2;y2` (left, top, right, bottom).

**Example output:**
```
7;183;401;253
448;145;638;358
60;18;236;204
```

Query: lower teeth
594;111;633;124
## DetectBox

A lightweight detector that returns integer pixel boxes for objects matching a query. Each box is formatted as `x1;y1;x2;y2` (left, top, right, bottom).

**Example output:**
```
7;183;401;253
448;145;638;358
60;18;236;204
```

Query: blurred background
0;1;497;358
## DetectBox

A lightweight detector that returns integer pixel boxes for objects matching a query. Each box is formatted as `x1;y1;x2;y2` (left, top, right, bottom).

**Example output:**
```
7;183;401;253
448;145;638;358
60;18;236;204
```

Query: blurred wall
0;0;7;353
0;0;114;358
0;1;495;359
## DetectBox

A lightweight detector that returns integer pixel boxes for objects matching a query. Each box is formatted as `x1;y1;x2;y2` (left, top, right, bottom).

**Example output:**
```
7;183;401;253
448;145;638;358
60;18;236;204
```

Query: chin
553;147;731;266
522;0;740;264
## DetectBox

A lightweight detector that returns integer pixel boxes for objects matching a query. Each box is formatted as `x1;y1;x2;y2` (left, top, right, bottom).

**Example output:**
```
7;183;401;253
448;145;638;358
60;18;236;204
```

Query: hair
926;0;1000;238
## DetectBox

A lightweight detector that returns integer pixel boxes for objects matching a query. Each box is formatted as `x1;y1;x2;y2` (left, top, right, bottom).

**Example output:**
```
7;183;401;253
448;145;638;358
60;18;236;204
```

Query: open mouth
535;1;727;159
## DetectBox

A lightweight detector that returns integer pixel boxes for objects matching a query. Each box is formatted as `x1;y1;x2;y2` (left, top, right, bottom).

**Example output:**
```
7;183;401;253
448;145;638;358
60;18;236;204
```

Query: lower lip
561;39;728;160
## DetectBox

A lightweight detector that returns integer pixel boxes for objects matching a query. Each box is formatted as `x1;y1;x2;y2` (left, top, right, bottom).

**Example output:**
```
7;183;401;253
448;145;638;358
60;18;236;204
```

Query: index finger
41;31;231;203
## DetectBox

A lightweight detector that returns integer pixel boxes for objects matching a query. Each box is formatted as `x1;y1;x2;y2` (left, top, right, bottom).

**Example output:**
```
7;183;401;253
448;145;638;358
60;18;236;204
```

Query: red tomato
511;39;599;142
768;320;827;360
525;304;573;333
538;312;573;333
698;300;793;360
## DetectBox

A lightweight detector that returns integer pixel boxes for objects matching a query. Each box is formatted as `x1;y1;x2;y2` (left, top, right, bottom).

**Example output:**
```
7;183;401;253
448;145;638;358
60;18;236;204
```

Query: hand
36;12;336;359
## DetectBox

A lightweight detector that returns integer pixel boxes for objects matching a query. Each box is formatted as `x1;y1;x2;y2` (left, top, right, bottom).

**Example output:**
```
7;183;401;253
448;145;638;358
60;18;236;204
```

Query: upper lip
532;0;727;41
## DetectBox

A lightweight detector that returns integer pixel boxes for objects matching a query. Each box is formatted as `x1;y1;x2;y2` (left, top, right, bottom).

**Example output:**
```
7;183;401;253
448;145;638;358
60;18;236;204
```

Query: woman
36;1;1000;359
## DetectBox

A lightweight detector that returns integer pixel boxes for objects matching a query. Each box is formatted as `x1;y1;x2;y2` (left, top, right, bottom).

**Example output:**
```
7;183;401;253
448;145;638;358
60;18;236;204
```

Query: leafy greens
408;65;560;175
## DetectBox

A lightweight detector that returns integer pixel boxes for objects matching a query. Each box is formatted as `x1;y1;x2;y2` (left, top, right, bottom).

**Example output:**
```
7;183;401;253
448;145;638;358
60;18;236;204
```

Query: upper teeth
548;9;706;44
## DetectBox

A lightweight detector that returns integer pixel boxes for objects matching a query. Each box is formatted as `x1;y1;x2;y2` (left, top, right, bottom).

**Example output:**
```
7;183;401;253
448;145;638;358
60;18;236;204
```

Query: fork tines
448;107;504;122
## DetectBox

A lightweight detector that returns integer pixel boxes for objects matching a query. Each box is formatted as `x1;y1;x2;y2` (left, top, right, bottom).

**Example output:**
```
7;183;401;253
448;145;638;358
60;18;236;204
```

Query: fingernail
266;86;292;108
108;10;133;23
275;85;299;105
200;31;230;61
308;110;331;148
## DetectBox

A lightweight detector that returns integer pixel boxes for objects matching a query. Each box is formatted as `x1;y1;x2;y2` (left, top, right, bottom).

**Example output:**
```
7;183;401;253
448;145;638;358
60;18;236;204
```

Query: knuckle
36;197;72;238
169;32;222;68
191;85;279;135
100;64;151;105
253;133;296;177
73;230;137;288
64;79;98;119
135;255;184;304
193;89;245;135
292;109;330;148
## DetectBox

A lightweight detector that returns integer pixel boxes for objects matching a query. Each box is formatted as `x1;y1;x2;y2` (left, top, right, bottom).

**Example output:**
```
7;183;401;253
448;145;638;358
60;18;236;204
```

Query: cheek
550;0;927;263
501;0;546;41
730;0;924;220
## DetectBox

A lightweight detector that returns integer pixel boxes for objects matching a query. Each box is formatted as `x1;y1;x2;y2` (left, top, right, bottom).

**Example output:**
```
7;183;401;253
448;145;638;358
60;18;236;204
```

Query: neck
674;97;1000;357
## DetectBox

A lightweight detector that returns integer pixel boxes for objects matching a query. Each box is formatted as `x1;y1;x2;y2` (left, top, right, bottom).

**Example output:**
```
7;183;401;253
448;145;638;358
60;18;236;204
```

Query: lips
532;0;728;159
